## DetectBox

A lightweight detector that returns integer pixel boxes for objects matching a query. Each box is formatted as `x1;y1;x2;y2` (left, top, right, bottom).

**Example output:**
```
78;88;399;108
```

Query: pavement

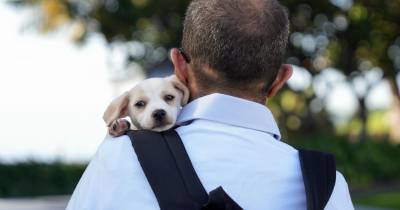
0;196;69;210
355;206;398;210
0;196;397;210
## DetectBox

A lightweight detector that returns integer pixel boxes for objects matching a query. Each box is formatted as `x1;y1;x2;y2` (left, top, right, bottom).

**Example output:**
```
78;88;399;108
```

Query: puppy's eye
164;94;175;101
134;100;146;108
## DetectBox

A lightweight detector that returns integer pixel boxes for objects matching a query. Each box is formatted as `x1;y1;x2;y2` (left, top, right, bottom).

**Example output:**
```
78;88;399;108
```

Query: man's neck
189;89;267;105
185;73;268;105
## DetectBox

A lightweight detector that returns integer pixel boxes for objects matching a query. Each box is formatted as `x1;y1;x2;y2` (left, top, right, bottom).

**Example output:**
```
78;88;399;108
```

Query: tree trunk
358;97;368;142
388;77;400;103
388;77;400;143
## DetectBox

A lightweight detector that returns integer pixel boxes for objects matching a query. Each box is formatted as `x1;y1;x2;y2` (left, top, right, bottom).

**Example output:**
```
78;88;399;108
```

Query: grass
354;191;400;209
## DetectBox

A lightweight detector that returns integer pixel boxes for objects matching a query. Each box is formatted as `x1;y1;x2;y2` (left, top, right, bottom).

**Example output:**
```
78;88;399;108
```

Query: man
67;0;354;209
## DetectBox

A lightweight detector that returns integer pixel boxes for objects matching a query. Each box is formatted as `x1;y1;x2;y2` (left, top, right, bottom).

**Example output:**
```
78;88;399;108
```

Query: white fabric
66;93;354;210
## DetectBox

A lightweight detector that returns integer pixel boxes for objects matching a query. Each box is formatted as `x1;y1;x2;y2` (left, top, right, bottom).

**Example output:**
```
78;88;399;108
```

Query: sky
0;2;395;162
0;3;114;162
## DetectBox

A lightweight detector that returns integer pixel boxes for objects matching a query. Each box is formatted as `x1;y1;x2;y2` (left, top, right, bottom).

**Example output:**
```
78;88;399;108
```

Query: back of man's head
182;0;289;96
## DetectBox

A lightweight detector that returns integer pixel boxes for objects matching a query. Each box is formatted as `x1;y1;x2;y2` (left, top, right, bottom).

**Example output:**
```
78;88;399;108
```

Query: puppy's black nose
152;109;166;121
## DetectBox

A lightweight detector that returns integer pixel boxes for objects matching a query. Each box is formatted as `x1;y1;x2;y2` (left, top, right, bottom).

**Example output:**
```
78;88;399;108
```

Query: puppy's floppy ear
167;75;190;106
103;92;130;126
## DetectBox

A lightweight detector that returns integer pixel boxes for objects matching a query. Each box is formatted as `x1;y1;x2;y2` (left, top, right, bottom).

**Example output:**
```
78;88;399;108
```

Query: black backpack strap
298;149;336;210
163;130;210;203
126;129;208;210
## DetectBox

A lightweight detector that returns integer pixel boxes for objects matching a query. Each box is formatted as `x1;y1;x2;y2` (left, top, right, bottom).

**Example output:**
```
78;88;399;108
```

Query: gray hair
182;0;290;93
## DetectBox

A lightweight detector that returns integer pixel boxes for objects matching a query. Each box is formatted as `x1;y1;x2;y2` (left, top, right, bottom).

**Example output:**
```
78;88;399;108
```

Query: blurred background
0;0;399;209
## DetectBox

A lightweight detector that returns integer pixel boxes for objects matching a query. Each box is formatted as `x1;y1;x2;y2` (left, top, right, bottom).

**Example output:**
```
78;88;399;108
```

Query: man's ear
267;64;293;99
167;75;190;106
103;92;130;126
170;48;189;86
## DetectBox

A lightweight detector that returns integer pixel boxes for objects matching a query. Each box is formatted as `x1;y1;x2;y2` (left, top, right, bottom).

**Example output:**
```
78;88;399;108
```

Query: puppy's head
103;75;189;132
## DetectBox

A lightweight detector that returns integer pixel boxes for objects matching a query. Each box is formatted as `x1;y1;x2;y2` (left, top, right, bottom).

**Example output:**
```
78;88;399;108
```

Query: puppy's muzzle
152;109;167;122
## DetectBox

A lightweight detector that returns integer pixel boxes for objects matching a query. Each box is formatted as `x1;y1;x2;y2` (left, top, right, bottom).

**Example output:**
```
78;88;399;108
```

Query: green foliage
0;161;85;197
354;191;400;209
288;135;400;188
9;0;190;46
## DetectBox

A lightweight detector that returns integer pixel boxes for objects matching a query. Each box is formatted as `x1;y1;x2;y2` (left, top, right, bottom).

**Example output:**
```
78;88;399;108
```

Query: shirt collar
176;93;281;140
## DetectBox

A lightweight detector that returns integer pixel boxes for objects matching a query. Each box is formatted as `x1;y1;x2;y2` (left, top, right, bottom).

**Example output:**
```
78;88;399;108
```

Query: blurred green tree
8;0;400;141
281;0;400;141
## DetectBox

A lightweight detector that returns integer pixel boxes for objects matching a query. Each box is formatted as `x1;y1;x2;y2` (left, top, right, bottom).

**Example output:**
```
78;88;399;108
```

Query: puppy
103;75;189;137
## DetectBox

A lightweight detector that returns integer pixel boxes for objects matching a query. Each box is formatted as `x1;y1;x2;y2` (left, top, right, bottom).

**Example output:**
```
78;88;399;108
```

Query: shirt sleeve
324;171;355;210
65;150;100;210
65;135;158;210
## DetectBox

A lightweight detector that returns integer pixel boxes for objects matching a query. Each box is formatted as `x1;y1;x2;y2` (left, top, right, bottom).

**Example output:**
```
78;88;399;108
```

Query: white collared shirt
67;93;354;210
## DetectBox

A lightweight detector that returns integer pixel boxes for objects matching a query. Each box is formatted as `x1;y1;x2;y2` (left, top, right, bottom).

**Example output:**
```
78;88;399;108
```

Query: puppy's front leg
108;119;131;137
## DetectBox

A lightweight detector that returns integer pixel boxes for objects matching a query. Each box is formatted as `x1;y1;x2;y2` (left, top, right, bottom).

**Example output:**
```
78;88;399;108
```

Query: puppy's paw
108;119;131;137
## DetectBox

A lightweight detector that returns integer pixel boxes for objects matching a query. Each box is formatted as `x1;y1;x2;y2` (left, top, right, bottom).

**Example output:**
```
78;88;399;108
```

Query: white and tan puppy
103;75;189;137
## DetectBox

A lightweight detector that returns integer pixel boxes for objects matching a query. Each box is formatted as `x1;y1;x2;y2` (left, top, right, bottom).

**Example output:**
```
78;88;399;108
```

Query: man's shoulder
67;134;159;210
325;171;354;209
94;134;137;171
101;134;132;147
98;135;132;157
